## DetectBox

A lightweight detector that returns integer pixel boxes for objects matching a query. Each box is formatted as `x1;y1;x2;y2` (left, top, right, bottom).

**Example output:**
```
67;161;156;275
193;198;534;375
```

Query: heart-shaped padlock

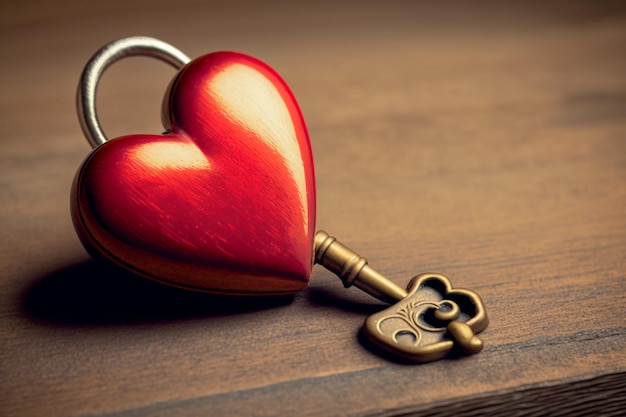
72;37;316;295
73;37;488;363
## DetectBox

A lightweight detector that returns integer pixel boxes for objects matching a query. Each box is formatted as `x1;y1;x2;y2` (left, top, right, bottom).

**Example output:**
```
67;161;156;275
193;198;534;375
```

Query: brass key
314;231;489;363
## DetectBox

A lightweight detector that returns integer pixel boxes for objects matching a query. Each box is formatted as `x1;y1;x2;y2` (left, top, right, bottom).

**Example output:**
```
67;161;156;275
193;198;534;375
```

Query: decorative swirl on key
447;321;484;354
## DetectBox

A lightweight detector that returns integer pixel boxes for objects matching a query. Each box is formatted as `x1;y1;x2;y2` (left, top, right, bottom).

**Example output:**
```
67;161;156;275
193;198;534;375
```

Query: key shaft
314;231;407;303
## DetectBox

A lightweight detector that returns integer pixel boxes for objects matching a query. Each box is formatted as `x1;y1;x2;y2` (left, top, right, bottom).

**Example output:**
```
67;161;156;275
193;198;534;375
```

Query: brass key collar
314;231;408;303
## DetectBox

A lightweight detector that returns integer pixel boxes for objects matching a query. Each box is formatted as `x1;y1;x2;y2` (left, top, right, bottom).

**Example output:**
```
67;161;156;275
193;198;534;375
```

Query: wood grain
1;1;625;416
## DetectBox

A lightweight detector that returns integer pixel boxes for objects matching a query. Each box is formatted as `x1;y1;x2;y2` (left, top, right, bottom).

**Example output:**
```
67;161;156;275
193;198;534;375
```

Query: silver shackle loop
77;36;191;148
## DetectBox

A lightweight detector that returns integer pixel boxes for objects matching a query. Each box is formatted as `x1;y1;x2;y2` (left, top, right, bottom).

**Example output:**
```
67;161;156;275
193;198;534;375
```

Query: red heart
72;52;316;295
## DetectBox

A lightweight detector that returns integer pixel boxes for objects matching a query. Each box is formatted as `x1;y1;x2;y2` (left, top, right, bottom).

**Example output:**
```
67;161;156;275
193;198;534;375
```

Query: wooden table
1;1;625;416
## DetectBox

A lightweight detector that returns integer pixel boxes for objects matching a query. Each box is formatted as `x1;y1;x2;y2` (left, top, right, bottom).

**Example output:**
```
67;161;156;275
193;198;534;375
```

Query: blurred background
3;0;625;143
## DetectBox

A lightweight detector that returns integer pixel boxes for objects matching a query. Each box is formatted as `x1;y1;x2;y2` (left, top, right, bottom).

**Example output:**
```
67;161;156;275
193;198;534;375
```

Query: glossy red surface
72;52;316;294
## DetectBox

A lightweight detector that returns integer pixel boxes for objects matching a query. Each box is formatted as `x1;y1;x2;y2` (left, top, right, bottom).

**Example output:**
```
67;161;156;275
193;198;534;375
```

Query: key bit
314;230;489;363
